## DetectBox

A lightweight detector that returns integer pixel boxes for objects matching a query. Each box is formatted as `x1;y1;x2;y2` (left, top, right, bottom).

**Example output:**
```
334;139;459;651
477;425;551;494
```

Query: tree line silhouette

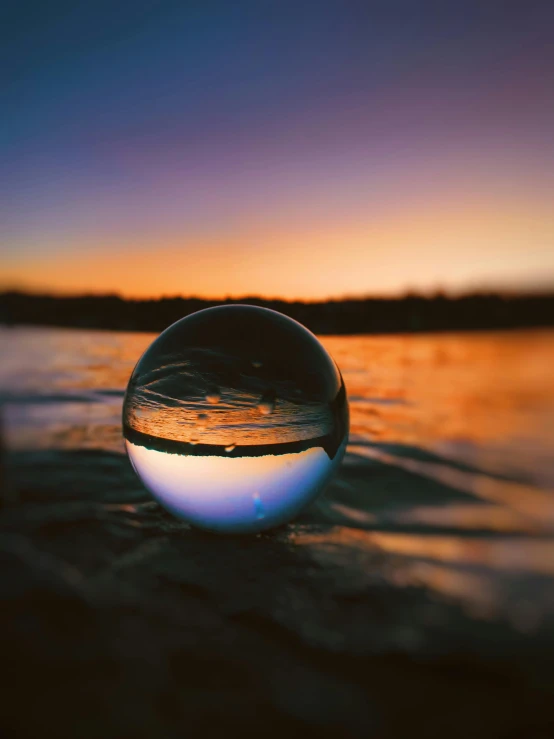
1;290;553;334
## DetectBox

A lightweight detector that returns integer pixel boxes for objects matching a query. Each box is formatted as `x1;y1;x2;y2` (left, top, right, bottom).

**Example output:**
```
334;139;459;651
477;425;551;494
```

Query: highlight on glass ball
123;305;349;533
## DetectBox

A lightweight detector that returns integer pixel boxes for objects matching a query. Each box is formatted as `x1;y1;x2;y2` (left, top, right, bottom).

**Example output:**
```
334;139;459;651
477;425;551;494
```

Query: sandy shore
1;447;554;738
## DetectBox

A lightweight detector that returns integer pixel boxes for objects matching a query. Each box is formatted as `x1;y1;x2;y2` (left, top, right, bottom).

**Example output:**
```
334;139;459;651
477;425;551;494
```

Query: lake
2;325;554;634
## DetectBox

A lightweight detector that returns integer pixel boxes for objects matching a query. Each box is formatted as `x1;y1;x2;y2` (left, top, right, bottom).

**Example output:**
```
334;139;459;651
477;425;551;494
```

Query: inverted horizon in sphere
123;305;349;532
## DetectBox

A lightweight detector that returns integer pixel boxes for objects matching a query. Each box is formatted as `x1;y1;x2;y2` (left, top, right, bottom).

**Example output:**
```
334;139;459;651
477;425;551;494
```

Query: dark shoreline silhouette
123;423;342;460
1;290;553;334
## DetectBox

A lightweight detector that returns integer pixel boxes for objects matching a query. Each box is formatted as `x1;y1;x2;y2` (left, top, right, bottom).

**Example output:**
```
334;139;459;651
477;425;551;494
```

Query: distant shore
1;290;553;335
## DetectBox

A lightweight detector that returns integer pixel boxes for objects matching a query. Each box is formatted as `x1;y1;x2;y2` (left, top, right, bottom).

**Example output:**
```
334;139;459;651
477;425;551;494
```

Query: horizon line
2;286;554;304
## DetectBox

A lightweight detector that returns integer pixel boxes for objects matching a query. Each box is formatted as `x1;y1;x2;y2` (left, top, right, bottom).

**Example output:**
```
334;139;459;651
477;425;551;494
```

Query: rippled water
1;326;554;631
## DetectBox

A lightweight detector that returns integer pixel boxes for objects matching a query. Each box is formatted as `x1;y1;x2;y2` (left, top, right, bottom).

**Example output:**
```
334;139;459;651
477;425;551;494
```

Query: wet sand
2;445;554;738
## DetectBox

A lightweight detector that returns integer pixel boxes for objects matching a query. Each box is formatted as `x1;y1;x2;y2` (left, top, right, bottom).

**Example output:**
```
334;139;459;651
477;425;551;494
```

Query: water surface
2;326;554;633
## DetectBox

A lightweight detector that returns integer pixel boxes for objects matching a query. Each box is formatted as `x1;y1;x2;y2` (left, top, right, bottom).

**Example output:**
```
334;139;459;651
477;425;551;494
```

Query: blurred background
1;1;554;737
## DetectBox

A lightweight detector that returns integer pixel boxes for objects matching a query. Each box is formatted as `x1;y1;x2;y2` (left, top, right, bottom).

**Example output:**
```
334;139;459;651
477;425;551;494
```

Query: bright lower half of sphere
123;305;349;533
126;439;346;533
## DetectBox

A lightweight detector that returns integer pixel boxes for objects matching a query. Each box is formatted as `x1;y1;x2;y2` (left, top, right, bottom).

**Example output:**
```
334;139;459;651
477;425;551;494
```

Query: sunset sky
2;0;553;299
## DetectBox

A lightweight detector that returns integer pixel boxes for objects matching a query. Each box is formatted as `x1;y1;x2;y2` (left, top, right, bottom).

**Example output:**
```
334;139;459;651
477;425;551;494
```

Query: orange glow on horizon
3;189;553;300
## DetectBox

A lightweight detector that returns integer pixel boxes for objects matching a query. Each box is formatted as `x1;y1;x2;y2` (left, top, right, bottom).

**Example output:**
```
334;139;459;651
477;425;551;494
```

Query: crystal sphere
123;305;349;533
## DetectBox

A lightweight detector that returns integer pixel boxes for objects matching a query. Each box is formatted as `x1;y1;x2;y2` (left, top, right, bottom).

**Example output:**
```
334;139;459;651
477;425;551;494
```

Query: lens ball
123;305;349;533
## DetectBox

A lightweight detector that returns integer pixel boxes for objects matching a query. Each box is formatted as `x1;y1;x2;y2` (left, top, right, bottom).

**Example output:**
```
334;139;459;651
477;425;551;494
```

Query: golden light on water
2;325;554;624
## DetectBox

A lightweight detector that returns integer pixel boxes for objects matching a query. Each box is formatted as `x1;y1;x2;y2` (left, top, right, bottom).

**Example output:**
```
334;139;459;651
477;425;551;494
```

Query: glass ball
123;305;349;533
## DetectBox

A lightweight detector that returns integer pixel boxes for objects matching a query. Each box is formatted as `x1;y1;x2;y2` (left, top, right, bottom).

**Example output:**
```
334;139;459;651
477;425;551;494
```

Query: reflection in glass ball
123;305;349;533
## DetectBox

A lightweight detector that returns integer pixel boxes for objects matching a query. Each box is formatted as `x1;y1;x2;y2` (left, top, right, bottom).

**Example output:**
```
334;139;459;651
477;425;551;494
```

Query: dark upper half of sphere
123;306;348;458
131;305;342;402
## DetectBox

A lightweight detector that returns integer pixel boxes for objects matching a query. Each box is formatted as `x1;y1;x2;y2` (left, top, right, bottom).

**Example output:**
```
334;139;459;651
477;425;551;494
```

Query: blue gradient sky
2;0;553;298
